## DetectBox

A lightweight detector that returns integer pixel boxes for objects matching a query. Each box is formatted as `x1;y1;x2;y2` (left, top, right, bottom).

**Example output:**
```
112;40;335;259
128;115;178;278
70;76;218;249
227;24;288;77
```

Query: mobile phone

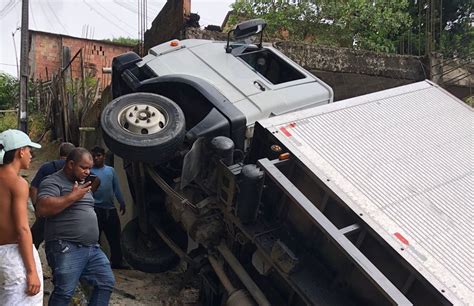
84;174;97;184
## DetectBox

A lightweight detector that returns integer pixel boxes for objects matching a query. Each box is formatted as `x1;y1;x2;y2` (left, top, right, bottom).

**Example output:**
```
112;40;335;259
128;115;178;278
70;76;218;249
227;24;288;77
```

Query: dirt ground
23;141;200;306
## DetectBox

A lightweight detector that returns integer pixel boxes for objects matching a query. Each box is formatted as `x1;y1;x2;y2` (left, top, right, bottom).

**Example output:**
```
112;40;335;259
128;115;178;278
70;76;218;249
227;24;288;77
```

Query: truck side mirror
226;19;267;53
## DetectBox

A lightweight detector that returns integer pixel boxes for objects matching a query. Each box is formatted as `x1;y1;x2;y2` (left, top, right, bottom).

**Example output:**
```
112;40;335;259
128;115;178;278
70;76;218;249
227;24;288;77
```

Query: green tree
229;1;339;45
439;0;472;57
400;0;472;57
0;73;19;110
230;0;412;52
332;0;411;52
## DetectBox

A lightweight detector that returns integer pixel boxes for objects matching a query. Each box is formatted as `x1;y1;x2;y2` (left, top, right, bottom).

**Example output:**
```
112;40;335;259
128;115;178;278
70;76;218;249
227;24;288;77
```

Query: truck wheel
101;92;185;162
121;218;188;273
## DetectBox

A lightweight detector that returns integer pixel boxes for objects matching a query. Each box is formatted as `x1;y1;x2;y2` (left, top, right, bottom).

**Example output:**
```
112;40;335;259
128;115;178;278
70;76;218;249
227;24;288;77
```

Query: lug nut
151;112;155;116
135;119;139;123
129;112;133;117
134;106;138;111
145;106;149;110
147;119;150;123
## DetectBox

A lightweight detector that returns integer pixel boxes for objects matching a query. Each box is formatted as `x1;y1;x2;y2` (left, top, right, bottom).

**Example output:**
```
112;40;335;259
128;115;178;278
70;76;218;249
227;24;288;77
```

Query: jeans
95;208;124;266
45;240;115;306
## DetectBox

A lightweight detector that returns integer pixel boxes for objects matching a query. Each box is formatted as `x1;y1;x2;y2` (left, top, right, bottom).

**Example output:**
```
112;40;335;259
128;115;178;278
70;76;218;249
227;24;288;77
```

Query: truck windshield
238;49;305;85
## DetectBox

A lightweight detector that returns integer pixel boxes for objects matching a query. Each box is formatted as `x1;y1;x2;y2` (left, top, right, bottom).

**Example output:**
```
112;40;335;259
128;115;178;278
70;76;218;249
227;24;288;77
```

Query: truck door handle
254;81;266;91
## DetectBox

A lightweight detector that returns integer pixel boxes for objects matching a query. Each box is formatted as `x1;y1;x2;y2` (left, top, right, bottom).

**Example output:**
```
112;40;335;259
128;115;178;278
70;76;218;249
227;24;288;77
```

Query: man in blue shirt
30;142;75;249
90;146;128;269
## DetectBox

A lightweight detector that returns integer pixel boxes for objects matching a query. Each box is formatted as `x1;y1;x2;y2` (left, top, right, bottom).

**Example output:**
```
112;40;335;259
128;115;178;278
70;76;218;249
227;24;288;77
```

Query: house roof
29;29;136;48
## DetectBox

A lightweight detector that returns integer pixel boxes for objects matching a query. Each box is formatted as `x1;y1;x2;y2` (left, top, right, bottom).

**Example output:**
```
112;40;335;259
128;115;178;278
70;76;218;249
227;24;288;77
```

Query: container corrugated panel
259;81;473;305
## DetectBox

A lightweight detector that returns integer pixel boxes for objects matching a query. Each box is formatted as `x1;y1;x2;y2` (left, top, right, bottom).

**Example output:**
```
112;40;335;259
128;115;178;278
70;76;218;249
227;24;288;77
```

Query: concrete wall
162;27;430;100
144;0;191;51
274;41;427;80
274;41;429;100
312;70;414;101
29;30;134;89
184;27;227;41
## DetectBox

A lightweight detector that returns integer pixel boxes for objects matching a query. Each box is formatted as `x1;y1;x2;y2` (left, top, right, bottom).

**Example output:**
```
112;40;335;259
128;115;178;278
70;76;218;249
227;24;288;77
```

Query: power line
0;62;18;67
45;0;69;34
83;0;135;37
0;0;20;18
38;0;56;31
93;0;137;32
0;0;13;11
112;0;155;23
0;0;14;16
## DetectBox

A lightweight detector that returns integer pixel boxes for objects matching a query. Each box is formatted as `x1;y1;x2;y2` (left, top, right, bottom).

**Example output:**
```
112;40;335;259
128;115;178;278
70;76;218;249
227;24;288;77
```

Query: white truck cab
141;38;333;124
102;19;332;161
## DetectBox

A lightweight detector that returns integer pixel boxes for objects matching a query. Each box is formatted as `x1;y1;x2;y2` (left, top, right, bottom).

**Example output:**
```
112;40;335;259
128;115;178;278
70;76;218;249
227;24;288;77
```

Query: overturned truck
101;20;473;305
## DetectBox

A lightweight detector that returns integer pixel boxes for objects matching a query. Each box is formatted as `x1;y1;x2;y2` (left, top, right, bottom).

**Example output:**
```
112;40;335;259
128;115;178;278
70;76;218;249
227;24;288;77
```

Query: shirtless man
0;129;43;305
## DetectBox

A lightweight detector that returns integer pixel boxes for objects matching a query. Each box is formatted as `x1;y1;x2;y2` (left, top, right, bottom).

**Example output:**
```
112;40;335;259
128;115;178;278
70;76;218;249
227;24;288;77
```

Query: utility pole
18;0;29;132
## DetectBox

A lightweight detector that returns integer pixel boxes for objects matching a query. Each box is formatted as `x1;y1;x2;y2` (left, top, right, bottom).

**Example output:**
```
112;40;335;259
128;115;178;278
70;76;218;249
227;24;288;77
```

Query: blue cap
0;129;41;164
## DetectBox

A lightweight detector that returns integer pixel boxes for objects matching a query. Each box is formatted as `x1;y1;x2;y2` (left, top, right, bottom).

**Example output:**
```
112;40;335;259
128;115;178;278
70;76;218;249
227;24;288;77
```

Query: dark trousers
31;217;45;249
94;207;123;266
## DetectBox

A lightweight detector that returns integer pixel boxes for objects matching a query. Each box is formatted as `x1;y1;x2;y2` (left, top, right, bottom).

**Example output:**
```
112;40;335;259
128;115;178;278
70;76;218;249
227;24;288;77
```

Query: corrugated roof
260;81;473;305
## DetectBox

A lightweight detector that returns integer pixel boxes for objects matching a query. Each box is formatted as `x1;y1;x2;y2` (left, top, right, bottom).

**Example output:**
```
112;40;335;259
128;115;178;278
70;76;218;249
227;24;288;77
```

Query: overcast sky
0;0;235;77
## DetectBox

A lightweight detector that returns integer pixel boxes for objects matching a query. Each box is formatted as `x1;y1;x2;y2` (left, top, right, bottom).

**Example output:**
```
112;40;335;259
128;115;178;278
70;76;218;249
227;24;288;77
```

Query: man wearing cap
0;129;43;305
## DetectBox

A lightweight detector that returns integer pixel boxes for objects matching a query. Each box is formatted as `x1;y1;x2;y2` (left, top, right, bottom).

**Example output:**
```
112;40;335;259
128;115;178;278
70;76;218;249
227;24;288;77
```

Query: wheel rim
118;103;167;135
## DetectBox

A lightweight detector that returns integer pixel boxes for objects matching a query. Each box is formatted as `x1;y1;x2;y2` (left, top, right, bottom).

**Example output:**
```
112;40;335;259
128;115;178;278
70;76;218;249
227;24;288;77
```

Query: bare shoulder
0;172;27;208
10;175;29;194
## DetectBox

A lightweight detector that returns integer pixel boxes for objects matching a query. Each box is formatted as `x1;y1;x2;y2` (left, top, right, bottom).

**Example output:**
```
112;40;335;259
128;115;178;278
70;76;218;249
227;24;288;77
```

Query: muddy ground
24;141;201;306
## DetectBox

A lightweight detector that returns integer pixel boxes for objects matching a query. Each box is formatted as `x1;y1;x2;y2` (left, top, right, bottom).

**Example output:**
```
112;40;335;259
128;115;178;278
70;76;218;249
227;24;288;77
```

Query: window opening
237;49;305;85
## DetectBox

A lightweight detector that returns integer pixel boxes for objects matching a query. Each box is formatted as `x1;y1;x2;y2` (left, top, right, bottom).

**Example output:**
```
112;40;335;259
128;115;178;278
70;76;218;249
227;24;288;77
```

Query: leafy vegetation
230;0;412;52
102;36;139;46
399;0;473;57
0;73;46;137
0;111;45;140
0;112;17;131
229;0;472;56
438;0;472;57
0;73;19;110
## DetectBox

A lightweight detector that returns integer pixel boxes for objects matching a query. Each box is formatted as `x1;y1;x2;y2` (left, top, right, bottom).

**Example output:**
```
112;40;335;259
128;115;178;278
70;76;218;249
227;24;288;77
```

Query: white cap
0;129;41;164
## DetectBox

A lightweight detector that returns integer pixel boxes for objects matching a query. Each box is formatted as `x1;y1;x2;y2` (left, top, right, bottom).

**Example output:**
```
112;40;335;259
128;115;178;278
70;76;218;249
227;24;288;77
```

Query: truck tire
101;92;185;162
121;218;188;273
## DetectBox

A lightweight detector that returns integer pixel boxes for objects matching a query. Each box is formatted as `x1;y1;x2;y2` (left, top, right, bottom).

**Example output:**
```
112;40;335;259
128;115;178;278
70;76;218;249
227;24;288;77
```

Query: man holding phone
36;147;115;305
90;146;128;269
30;142;75;249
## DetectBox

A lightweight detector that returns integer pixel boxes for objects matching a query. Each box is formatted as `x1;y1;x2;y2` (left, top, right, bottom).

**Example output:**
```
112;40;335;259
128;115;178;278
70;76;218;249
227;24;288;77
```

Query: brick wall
29;30;134;89
29;32;62;81
144;0;191;51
